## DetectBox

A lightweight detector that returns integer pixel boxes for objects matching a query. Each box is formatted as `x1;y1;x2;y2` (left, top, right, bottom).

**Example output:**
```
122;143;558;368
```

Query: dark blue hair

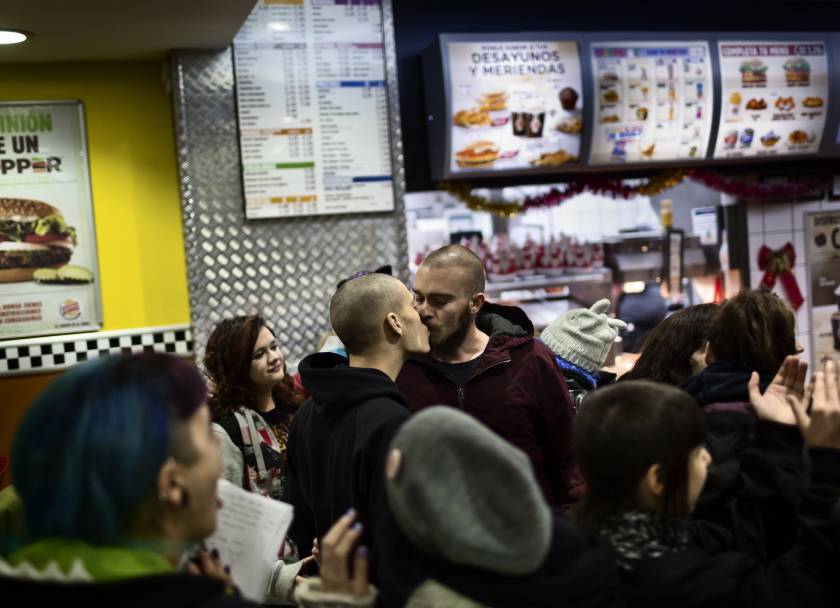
11;353;206;544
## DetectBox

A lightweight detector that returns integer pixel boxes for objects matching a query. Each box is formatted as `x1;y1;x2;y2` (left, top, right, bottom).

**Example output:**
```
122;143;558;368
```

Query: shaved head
330;273;408;356
421;245;485;297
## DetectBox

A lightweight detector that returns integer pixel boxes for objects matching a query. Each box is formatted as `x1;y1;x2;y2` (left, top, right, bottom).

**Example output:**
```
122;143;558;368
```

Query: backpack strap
215;412;245;453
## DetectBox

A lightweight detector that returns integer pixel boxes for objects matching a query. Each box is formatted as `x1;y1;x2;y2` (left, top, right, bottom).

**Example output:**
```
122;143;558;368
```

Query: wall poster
805;210;840;364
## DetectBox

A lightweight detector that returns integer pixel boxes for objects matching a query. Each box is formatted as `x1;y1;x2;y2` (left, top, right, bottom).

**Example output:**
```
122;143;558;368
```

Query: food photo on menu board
714;41;828;159
446;40;583;174
588;41;714;165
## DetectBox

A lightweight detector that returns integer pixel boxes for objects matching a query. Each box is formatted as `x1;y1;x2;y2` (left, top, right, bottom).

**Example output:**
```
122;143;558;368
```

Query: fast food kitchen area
2;0;840;471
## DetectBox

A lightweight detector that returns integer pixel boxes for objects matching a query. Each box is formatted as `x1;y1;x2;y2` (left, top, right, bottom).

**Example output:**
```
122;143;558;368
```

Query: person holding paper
286;272;430;572
0;354;258;606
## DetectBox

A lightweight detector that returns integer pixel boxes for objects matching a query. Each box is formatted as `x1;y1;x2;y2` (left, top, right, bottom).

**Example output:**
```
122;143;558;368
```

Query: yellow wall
0;61;190;480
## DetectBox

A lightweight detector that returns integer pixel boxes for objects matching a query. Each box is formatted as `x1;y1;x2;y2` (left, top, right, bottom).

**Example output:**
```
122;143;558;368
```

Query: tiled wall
746;196;840;365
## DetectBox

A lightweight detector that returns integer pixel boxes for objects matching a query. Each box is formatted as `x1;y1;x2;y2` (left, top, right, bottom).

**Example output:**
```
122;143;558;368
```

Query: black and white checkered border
0;324;194;376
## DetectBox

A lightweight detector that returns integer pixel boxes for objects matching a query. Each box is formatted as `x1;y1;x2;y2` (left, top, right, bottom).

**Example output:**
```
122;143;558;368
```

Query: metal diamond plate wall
170;0;409;366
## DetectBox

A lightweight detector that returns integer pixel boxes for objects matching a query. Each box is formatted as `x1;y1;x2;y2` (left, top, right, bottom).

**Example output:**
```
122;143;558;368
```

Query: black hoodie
285;352;409;566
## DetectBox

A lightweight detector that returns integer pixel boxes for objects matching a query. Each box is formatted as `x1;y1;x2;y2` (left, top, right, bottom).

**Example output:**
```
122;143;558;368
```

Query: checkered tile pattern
0;325;194;375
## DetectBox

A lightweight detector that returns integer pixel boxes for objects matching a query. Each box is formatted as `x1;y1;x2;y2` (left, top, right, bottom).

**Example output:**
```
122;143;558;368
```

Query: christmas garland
439;169;830;217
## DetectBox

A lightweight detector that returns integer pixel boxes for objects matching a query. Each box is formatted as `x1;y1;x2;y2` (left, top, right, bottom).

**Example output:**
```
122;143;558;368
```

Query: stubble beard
429;306;474;361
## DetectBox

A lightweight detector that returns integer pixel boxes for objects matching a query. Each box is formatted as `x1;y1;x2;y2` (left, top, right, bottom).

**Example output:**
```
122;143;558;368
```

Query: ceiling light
0;30;28;45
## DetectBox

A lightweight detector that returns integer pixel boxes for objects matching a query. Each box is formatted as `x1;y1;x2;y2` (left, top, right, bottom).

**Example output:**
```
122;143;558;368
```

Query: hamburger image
479;91;507;112
740;60;767;86
0;198;76;283
455;140;501;168
783;58;810;85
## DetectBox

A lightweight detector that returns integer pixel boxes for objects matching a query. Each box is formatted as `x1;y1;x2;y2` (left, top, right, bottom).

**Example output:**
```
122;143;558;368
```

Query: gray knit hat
540;299;626;373
385;407;552;575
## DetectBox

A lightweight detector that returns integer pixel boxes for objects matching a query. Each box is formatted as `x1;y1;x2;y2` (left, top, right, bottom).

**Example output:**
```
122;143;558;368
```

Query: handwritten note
204;479;294;602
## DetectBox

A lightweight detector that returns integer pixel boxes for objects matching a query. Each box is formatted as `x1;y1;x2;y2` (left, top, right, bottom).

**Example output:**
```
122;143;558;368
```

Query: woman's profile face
249;326;285;390
686;445;712;513
178;405;223;541
689;342;709;375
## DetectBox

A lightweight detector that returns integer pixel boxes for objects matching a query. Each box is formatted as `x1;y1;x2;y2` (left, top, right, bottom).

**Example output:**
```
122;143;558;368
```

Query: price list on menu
234;0;394;219
713;41;829;159
589;41;713;165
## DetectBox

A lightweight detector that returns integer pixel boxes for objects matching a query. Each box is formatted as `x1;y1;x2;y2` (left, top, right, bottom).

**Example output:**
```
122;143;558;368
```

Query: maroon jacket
396;302;581;507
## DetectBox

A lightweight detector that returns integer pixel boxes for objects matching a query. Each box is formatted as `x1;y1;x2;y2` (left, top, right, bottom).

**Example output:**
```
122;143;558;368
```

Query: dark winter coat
396;302;580;507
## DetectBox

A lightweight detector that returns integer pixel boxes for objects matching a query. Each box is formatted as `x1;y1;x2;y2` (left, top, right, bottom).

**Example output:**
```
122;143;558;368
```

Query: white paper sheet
204;479;294;602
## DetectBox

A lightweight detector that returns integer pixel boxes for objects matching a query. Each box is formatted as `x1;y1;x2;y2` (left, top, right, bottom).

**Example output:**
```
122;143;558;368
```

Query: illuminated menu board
445;39;584;174
588;41;713;165
713;40;828;159
234;0;394;219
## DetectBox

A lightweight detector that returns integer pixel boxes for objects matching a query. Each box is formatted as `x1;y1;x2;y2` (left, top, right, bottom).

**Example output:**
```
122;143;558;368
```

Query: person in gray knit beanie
385;406;552;576
541;299;626;373
541;299;626;412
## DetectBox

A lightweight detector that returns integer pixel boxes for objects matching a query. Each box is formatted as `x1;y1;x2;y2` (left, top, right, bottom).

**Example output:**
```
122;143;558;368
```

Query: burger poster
446;40;583;174
588;41;713;165
713;41;828;159
805;210;840;364
0;101;101;340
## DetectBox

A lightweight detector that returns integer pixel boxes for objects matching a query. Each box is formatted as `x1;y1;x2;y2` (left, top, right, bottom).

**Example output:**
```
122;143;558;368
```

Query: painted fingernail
351;522;363;531
345;508;356;517
357;546;368;558
224;565;231;574
211;548;219;559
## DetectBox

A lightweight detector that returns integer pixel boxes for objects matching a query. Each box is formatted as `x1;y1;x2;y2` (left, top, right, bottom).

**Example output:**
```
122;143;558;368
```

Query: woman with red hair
204;315;305;501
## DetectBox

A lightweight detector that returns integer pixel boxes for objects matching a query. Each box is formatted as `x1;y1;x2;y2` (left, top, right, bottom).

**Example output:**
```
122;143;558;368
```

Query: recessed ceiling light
0;30;28;45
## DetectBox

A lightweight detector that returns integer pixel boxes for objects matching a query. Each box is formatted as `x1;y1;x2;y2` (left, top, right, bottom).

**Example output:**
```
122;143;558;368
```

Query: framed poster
233;0;395;219
588;41;713;165
804;210;840;363
445;38;584;175
0;101;102;340
713;40;829;159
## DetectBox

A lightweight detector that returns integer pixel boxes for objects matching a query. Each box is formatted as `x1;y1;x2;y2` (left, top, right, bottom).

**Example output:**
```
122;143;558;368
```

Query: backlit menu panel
713;40;828;159
589;41;713;165
234;0;394;219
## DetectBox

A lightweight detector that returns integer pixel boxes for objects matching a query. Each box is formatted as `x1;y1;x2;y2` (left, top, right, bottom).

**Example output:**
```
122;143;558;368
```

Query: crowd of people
2;243;840;608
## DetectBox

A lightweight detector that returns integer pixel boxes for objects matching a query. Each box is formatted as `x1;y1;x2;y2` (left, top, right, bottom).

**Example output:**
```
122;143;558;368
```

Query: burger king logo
59;298;81;320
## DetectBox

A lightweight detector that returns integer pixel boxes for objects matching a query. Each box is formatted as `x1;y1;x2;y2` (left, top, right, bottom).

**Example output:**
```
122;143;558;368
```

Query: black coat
285;352;409;568
681;363;803;560
605;433;840;607
0;573;257;607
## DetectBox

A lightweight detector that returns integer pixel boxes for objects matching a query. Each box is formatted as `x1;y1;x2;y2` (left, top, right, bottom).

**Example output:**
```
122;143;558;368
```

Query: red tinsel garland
441;169;831;216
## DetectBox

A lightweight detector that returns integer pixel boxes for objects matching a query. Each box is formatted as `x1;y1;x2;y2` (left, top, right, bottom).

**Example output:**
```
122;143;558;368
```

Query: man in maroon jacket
396;245;581;507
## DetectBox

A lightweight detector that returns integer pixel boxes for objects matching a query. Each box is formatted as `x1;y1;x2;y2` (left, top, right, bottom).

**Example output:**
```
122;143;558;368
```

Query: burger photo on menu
0;198;84;283
740;60;767;86
803;96;823;108
784;58;811;86
455;140;501;168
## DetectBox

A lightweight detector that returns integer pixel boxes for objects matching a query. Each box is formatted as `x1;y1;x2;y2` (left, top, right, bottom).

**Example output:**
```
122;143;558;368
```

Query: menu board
234;0;394;219
589;41;713;165
446;40;583;174
713;41;828;159
0;102;102;339
805;210;840;364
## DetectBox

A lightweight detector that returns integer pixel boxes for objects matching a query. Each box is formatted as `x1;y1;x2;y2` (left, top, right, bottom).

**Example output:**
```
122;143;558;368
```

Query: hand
748;355;810;425
312;537;321;566
293;555;316;587
319;510;368;597
186;547;234;591
789;359;840;449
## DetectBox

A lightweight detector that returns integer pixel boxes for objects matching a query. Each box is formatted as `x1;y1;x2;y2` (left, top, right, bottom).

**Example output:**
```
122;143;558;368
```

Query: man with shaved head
397;244;581;507
285;273;430;567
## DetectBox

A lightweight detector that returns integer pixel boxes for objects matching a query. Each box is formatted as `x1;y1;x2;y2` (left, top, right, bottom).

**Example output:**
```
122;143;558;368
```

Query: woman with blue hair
0;353;256;606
